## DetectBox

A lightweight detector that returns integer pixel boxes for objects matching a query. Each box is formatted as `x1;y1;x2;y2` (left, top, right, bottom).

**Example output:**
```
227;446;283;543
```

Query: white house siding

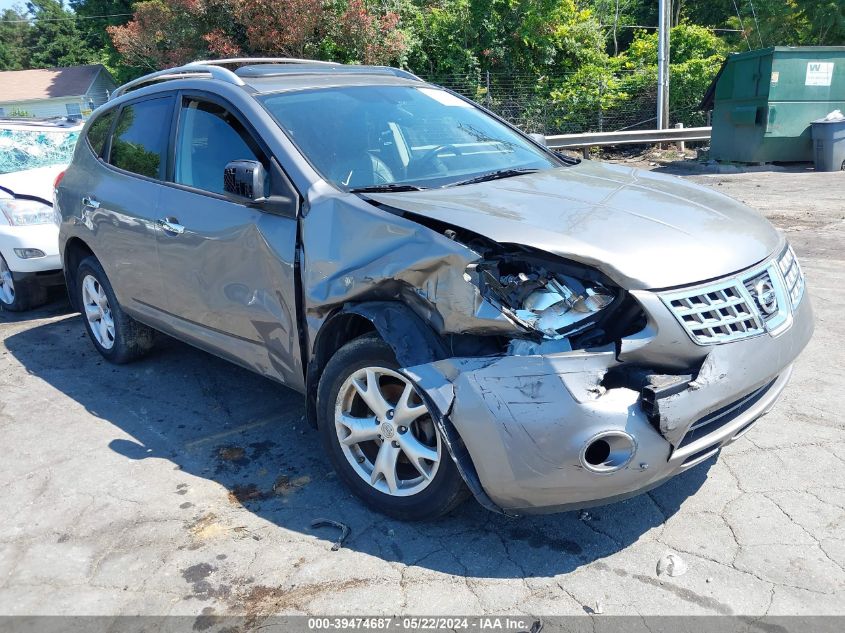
0;97;90;119
86;72;117;108
0;70;117;120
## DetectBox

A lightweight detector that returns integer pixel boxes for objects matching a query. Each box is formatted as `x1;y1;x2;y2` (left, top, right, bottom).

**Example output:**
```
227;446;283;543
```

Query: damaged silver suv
56;59;813;520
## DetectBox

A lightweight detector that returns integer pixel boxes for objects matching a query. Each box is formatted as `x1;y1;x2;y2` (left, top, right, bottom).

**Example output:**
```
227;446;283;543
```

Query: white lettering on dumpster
806;62;834;87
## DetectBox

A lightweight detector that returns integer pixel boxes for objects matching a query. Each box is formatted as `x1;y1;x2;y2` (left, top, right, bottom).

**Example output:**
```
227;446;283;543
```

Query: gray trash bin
810;118;845;171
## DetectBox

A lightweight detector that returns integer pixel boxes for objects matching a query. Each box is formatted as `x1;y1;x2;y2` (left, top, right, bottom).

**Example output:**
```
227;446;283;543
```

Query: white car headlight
0;198;55;226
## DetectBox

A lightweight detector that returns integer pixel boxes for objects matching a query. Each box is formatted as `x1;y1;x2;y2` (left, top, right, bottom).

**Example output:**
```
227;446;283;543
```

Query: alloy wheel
0;257;14;305
334;366;441;497
81;274;115;350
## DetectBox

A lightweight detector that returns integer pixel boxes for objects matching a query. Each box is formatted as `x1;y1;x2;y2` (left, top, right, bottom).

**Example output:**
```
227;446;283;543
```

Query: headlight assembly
469;253;618;341
0;198;55;226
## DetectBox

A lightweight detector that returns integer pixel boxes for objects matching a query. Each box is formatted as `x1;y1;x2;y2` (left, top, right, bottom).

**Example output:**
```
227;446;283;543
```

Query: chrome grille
664;281;764;344
778;245;805;308
661;242;805;345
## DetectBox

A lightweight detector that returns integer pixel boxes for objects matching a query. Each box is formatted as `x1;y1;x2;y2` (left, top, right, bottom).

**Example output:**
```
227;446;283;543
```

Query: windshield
0;128;79;175
259;85;558;190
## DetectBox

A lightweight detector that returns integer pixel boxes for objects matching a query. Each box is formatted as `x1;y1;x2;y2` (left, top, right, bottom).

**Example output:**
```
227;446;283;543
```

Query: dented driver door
154;93;303;389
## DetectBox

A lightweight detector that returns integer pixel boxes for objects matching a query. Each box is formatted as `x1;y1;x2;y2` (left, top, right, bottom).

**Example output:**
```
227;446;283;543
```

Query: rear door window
173;98;267;195
86;110;115;158
109;96;173;179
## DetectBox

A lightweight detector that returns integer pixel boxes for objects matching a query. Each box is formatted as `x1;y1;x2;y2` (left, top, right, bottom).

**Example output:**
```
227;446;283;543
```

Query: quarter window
109;97;173;179
86;109;115;158
174;99;266;195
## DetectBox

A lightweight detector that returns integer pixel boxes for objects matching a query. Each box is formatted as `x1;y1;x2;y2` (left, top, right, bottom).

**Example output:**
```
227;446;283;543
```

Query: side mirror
224;160;267;201
528;133;548;147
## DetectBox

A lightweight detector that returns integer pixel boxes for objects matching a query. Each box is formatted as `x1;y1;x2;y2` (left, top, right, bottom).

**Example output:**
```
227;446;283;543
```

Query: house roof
0;65;112;103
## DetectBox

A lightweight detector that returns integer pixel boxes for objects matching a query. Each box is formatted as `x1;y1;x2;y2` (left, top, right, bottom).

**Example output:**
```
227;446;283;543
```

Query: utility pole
657;0;671;130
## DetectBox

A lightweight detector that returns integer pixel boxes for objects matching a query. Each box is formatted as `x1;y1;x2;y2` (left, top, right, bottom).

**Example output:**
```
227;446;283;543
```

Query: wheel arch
304;301;450;429
306;300;504;515
62;237;96;311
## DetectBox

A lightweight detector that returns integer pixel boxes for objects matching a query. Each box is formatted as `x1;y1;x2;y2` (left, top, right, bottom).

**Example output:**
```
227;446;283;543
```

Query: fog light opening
584;439;611;466
581;432;636;473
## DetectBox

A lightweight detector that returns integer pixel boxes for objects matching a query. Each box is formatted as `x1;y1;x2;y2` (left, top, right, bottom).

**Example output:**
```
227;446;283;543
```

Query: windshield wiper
349;183;423;193
449;168;539;187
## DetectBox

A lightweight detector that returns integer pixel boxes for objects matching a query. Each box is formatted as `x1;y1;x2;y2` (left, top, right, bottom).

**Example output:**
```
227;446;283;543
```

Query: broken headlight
471;257;616;340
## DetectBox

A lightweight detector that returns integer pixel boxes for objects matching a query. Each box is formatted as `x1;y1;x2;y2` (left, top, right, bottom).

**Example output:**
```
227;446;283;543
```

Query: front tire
75;256;155;363
317;334;467;520
0;254;47;312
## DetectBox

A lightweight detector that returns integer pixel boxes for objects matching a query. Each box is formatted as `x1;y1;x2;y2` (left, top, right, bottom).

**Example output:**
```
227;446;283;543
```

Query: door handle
81;195;100;210
157;217;185;236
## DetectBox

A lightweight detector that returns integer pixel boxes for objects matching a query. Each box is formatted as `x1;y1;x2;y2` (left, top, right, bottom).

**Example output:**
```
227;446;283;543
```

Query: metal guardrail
545;126;712;151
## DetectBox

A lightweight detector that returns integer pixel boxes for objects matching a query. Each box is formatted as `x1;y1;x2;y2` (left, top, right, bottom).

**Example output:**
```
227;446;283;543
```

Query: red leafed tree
109;0;408;72
107;0;210;70
232;0;324;58
338;0;405;65
203;29;242;58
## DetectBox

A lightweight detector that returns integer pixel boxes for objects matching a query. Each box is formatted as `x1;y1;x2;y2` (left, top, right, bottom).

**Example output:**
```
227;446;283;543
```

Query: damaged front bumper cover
404;296;813;515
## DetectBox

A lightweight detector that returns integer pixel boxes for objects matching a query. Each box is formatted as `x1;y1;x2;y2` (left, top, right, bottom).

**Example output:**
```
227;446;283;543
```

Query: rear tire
75;256;155;363
0;254;47;312
317;333;468;520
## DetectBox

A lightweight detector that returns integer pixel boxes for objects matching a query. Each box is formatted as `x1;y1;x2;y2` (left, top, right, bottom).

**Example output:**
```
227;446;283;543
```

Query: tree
0;8;31;70
620;23;729;125
232;0;324;58
69;1;135;79
335;0;407;65
107;0;215;70
26;0;95;67
725;0;845;48
107;0;410;73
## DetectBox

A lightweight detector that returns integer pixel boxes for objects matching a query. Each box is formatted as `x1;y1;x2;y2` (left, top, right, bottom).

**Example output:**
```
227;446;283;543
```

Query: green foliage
550;61;631;130
0;9;30;70
624;23;728;67
68;0;135;82
723;0;845;48
621;24;728;123
405;0;478;79
26;0;94;67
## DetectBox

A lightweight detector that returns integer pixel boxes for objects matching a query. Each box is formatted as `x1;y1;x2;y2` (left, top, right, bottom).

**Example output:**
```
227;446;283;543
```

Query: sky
0;0;25;13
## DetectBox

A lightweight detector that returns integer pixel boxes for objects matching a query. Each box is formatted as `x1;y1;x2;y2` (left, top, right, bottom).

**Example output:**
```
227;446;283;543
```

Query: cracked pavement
0;168;843;621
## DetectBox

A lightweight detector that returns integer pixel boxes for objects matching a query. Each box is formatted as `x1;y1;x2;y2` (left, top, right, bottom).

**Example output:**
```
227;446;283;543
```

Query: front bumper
407;295;813;514
0;223;61;274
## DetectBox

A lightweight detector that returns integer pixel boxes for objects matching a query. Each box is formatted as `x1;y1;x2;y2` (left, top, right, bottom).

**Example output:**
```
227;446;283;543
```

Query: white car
0;118;81;311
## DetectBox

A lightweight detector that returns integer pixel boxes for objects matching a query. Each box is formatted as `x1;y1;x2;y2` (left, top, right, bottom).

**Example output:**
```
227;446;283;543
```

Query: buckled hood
367;161;782;290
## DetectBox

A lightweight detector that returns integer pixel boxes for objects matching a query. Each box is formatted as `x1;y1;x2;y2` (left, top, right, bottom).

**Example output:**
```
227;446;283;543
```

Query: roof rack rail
111;64;245;99
190;57;340;67
110;57;423;100
193;58;423;81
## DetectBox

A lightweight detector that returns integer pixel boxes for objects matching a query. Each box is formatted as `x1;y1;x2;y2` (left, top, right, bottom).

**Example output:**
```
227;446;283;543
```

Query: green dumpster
702;46;845;163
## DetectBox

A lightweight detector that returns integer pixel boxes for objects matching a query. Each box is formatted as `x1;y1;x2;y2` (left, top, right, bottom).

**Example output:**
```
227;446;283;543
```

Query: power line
747;0;765;48
731;0;753;50
0;13;133;24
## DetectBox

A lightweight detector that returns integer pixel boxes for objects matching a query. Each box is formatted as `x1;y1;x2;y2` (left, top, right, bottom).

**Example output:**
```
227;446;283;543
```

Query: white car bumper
0;223;61;273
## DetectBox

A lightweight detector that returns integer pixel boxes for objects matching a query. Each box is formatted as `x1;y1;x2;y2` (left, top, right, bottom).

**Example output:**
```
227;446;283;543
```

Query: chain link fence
426;72;708;136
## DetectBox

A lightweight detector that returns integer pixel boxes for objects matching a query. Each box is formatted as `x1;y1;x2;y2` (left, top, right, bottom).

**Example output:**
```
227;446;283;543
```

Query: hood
367;161;781;290
0;165;66;204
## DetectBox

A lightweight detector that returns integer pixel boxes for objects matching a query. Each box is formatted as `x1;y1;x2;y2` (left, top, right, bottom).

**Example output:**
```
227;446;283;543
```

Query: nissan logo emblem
754;278;778;315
